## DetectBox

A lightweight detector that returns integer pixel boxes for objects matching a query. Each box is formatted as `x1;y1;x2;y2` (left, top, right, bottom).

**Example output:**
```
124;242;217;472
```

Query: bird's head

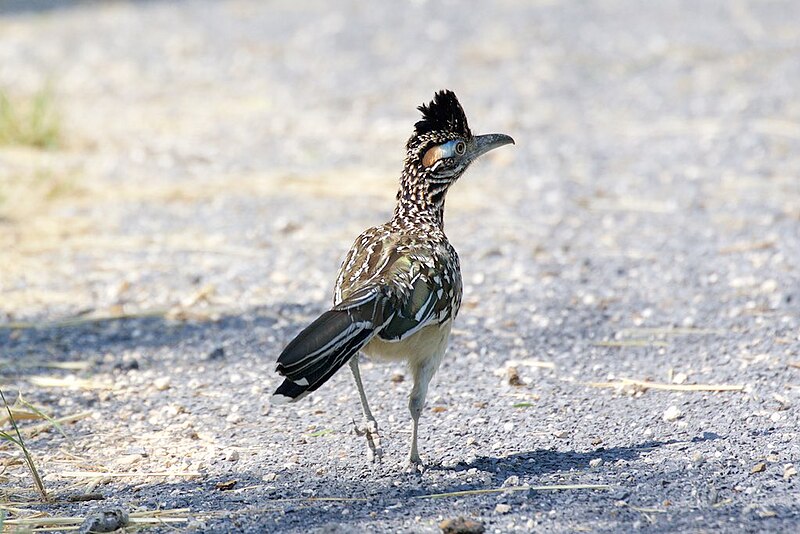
399;90;514;217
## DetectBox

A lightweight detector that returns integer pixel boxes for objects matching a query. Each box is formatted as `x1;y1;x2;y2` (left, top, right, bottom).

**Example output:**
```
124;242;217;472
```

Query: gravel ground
1;1;799;532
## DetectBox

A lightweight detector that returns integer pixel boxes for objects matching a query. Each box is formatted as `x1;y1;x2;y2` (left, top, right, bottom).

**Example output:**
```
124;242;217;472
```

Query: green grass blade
0;388;48;501
16;393;74;446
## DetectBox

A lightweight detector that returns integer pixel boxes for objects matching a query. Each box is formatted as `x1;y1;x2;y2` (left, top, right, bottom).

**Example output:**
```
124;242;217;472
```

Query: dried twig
0;359;92;371
593;340;669;348
2;508;189;529
719;240;775;254
617;327;724;336
58;470;202;479
588;378;745;392
26;376;112;390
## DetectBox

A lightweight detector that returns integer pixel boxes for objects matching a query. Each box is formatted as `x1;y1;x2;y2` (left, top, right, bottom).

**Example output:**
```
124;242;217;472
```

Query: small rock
495;503;511;514
226;413;242;424
507;366;525;387
502;475;520;487
79;507;129;534
663;406;682;422
784;464;797;481
207;347;225;360
773;393;791;410
274;218;302;234
672;372;688;385
761;279;778;293
751;462;766;474
215;480;237;491
553;430;569;439
226;450;239;462
589;458;603;468
691;452;705;465
115;454;142;467
391;373;405;383
466;436;477;446
439;516;485;534
153;377;171;391
263;473;277;482
125;447;148;457
113;359;140;372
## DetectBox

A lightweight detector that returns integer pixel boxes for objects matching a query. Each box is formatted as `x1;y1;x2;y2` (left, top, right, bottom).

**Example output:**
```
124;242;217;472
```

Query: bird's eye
422;140;466;168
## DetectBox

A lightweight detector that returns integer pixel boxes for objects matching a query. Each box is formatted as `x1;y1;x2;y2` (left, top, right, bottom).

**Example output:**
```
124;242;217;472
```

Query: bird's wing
273;231;459;403
338;235;459;342
273;287;389;403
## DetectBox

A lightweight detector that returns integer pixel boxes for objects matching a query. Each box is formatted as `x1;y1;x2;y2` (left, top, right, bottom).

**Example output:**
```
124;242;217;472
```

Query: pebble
153;377;171;391
78;508;129;534
495;504;511;514
506;366;525;386
226;450;239;462
672;372;688;384
784;464;797;481
663;406;682;422
439;517;485;534
226;413;243;424
589;458;603;468
207;347;225;360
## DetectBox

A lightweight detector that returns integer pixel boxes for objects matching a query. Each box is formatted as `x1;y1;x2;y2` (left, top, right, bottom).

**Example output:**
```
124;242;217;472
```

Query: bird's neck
393;167;446;228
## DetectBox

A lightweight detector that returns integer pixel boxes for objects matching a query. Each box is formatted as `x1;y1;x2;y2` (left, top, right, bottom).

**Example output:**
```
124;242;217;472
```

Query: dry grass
588;378;745;393
1;508;189;531
0;87;61;150
0;388;48;502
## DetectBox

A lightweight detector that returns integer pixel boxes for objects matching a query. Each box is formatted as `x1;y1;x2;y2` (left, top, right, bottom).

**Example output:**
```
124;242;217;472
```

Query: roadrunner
272;90;514;469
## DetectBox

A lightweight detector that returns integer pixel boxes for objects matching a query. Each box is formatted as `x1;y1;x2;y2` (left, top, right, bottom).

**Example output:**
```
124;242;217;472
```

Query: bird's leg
349;355;383;462
406;360;436;473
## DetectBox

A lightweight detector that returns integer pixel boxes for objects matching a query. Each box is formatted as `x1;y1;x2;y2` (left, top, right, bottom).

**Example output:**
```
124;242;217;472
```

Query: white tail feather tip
270;394;293;405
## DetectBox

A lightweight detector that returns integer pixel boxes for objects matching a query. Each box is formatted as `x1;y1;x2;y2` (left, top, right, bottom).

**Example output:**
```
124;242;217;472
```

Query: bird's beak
469;133;515;161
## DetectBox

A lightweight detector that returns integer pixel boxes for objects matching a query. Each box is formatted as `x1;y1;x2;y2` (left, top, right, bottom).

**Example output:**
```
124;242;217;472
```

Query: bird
271;90;514;470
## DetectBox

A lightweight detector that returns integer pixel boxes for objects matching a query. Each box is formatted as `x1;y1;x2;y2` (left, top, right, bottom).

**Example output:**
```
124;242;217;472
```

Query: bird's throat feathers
394;165;447;228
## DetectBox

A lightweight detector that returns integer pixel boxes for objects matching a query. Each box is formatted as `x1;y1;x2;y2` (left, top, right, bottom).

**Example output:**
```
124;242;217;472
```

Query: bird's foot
404;453;425;474
352;418;383;463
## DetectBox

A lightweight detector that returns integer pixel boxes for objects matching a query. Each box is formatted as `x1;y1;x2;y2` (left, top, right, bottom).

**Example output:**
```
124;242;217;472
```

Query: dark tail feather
271;296;385;404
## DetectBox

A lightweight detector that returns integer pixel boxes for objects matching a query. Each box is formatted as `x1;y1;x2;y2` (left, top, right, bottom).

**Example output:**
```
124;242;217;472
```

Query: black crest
414;90;471;139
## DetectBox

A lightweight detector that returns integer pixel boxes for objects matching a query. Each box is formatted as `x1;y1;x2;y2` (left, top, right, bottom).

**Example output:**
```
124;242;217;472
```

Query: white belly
362;320;452;369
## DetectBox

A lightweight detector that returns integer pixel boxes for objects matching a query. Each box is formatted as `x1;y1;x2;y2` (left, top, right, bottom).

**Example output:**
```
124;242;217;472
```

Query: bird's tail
271;290;387;404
